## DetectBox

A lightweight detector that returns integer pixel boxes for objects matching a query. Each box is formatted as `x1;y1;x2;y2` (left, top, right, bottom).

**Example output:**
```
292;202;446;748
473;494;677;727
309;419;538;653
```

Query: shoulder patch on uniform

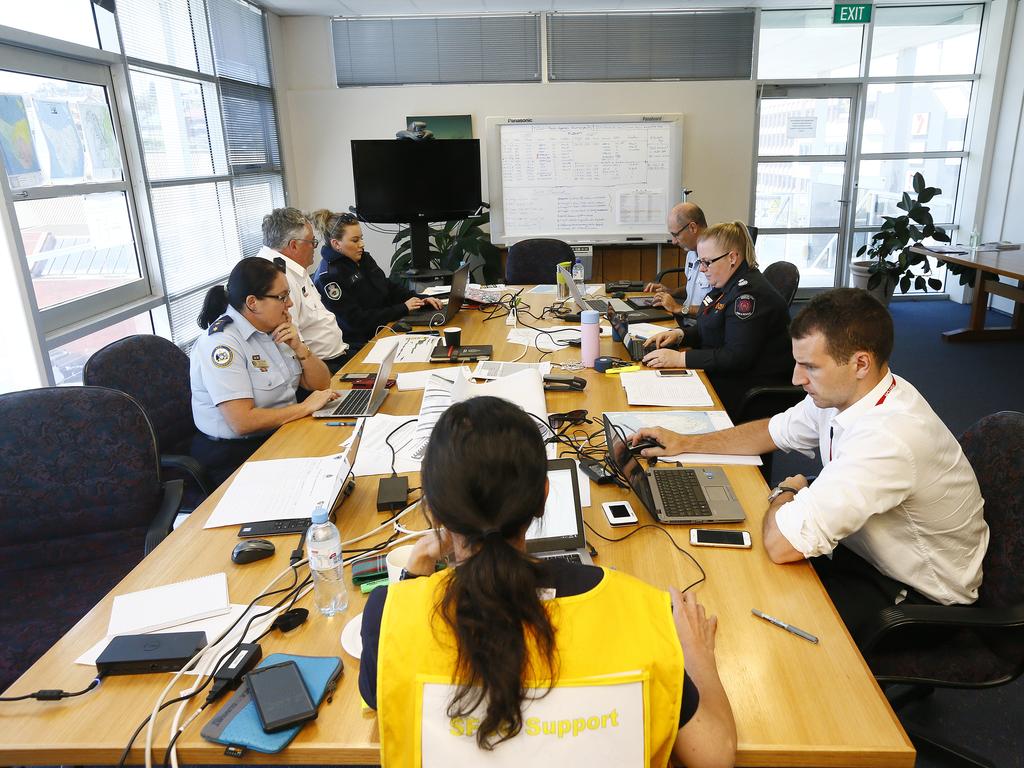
211;345;234;367
735;294;756;320
324;282;342;300
207;315;233;334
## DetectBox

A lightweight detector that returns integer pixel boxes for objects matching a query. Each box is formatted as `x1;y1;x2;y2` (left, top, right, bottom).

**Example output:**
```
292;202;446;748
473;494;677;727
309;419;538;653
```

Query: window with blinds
547;11;755;81
121;0;285;346
333;15;541;86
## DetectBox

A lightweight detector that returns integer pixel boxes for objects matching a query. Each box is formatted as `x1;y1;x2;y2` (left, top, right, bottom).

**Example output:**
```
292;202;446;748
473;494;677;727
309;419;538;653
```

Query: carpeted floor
775;298;1024;768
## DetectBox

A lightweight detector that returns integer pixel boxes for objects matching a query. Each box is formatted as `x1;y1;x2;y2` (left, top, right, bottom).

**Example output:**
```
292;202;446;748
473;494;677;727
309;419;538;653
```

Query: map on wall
78;102;122;177
34;99;85;180
0;94;43;189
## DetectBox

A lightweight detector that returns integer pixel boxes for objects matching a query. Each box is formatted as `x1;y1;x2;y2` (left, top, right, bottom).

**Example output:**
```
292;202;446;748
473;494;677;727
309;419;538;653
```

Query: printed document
363;334;438;364
618;370;714;407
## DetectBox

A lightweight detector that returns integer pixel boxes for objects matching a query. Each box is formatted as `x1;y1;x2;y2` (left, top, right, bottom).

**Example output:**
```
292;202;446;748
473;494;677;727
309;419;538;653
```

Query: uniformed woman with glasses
642;221;794;417
190;257;339;487
311;209;443;353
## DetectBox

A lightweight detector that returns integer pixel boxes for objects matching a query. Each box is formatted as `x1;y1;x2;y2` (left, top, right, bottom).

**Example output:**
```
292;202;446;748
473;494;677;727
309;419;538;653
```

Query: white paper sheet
363;334;438;364
203;453;348;528
396;366;468;391
507;326;580;352
619;370;714;407
421;285;451;296
603;410;763;466
471;361;552;380
623;322;669;340
350;413;422;476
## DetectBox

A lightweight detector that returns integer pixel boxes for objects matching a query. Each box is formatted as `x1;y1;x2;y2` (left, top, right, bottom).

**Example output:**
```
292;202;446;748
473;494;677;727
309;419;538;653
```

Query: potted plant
851;172;950;305
389;205;502;284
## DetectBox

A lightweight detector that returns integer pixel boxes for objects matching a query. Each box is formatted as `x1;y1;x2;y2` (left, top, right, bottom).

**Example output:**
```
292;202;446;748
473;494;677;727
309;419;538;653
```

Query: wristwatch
768;485;799;503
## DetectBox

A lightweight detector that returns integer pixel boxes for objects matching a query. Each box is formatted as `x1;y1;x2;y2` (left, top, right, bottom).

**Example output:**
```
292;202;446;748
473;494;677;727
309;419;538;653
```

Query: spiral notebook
107;573;231;636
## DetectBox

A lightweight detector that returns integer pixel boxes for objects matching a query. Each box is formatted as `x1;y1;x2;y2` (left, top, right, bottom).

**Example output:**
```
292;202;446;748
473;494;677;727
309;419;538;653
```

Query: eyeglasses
261;291;291;303
292;237;319;249
548;409;592;430
669;221;692;240
697;252;731;269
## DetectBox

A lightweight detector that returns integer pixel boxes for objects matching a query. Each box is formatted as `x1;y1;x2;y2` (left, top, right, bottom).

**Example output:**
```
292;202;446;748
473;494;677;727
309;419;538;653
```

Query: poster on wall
34;99;85;180
0;94;43;189
404;114;473;139
77;102;122;178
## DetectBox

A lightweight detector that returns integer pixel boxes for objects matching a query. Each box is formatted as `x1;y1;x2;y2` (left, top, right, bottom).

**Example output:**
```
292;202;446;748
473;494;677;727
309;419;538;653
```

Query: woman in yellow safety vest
359;396;736;767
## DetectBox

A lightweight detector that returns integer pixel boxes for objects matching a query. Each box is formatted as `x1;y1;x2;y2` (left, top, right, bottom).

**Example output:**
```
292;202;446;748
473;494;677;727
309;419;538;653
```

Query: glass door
753;84;860;290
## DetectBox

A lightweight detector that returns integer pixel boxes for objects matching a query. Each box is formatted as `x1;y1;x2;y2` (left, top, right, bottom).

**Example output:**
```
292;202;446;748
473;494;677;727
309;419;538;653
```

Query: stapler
543;374;587;391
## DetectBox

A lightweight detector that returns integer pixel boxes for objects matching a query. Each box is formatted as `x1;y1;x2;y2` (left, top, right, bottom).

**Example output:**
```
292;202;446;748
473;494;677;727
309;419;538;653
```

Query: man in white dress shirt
257;208;349;372
633;288;988;640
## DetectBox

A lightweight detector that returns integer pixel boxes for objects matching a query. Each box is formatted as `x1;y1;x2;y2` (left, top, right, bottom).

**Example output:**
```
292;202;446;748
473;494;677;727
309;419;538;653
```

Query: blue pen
326;421;356;427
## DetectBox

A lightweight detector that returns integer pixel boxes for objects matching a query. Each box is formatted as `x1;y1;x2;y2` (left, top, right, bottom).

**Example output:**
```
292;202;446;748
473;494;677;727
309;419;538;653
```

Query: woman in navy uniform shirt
642;221;794;417
190;257;338;486
311;210;442;352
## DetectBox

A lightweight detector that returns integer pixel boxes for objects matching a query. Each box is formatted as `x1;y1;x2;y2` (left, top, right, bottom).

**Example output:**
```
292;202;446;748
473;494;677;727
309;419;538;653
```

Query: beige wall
276;15;756;266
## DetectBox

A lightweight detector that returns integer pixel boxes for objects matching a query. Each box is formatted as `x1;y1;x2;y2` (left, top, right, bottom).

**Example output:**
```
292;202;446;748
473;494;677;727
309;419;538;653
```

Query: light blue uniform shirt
682;249;712;311
190;304;302;439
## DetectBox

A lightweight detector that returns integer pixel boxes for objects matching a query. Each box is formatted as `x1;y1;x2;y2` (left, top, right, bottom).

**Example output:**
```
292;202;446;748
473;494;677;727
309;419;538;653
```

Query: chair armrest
161;453;213;496
655;267;687;283
145;479;184;556
858;601;1024;653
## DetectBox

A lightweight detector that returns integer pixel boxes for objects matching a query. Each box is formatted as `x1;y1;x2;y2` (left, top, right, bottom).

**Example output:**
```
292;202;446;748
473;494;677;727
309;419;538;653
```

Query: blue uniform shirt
190;304;302;439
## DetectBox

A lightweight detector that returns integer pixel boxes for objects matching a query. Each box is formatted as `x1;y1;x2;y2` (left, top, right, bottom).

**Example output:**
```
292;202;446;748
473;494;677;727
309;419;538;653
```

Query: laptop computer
405;263;470;326
557;265;671;322
606;308;647;362
524;458;594;564
238;421;365;538
313;344;397;418
603;420;745;525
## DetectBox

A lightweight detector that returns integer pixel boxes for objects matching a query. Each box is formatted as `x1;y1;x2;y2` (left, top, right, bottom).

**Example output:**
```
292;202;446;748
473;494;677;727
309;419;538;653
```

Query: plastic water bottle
581;309;600;368
572;257;585;294
307;504;348;617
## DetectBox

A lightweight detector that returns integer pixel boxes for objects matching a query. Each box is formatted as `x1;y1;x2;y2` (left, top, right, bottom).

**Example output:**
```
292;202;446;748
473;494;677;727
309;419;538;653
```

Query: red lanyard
830;375;896;461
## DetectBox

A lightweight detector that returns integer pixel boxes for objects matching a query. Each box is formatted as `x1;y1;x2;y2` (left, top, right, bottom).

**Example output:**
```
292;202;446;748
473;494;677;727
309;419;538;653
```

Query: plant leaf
928;278;942;291
912;172;925;194
867;272;881;290
900;275;911;293
917;188;936;204
914;275;925;291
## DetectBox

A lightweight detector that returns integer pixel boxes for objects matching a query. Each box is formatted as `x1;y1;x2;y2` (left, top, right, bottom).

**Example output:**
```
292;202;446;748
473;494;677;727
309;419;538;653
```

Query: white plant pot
849;260;896;306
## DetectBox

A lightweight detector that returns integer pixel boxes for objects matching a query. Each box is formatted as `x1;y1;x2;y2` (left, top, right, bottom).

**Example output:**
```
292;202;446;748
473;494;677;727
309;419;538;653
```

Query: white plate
340;611;363;659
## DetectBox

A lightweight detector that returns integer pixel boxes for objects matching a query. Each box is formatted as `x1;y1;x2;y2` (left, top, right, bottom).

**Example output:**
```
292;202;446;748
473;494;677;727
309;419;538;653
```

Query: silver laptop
313;344;397;418
405;264;470;326
525;458;594;564
557;264;633;314
604;420;745;525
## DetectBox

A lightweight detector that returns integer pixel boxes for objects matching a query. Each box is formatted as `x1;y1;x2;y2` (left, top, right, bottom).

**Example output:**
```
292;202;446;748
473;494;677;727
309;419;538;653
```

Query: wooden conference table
0;290;914;766
912;243;1024;342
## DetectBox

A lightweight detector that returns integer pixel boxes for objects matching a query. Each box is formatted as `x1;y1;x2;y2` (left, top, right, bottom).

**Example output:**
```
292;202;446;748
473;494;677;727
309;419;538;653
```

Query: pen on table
751;608;818;644
325;421;356;427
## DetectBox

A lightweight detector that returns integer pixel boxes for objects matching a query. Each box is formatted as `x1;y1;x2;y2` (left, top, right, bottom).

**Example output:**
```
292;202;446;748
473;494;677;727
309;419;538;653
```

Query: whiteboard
486;115;683;245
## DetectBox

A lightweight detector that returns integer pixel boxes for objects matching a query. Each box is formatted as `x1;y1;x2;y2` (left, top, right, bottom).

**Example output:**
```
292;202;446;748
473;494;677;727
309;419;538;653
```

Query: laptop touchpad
704;486;730;501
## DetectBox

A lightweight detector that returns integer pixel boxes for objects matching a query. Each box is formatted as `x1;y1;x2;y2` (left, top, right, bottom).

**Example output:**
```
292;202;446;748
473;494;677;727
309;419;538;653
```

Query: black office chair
505;238;575;285
84;334;212;509
0;386;182;691
654;224;759;288
734;384;806;482
763;261;801;306
857;411;1024;768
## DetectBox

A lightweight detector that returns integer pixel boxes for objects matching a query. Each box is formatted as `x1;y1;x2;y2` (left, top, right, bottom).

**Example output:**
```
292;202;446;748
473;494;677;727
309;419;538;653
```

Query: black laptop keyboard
332;388;372;416
626;338;646;361
652;469;712;517
585;298;609;313
542;553;584;564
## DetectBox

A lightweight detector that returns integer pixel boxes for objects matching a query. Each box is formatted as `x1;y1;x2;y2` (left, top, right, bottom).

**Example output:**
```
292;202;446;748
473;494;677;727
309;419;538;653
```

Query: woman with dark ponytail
360;397;736;767
189;257;339;486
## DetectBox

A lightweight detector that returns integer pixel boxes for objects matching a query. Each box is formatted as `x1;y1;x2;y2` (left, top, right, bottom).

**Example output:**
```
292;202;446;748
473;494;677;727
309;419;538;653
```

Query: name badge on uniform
324;282;342;300
251;354;270;372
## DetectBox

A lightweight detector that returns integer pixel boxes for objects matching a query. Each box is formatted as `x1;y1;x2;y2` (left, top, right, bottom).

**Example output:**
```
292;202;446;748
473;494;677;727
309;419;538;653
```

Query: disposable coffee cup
444;327;462;348
386;544;415;583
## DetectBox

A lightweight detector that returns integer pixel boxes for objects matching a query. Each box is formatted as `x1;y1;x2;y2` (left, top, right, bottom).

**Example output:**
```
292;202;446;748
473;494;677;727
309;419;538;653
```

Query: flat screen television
351;139;482;224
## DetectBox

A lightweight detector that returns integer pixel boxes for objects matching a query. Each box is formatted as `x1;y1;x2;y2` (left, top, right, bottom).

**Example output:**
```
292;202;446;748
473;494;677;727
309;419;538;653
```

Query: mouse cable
0;674;104;702
583;520;706;593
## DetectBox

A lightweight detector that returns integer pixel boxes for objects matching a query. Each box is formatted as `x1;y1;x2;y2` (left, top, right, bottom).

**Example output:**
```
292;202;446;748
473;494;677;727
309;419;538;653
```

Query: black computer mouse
611;292;626;300
232;539;275;564
629;437;663;454
392;321;412;332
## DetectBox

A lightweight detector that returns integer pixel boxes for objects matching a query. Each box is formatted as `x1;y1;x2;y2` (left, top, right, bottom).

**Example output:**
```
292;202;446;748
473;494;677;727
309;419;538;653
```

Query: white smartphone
689;529;752;549
656;369;692;377
602;500;638;527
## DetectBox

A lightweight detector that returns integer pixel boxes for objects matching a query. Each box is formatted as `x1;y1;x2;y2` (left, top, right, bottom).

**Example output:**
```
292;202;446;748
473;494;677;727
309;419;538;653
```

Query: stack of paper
363;335;438;364
618;370;714;407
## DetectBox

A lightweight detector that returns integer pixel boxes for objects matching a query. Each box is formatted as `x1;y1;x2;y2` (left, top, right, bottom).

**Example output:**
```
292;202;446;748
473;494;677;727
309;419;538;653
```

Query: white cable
341;498;419;548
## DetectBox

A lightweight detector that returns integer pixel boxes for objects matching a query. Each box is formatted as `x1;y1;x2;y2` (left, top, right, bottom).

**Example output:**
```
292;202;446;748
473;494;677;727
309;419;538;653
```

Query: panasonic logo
507;118;533;123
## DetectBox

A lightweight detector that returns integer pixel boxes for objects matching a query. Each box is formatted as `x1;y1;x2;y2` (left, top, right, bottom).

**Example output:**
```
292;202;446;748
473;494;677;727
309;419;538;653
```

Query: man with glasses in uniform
644;202;713;318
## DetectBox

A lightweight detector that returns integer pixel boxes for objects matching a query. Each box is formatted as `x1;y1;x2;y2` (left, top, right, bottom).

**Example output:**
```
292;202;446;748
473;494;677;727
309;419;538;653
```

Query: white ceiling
259;0;790;17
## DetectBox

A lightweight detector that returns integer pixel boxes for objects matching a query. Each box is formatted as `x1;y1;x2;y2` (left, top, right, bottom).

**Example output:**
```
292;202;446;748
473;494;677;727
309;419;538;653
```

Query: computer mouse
232;539;275;564
392;321;412;332
629;437;663;454
612;292;626;300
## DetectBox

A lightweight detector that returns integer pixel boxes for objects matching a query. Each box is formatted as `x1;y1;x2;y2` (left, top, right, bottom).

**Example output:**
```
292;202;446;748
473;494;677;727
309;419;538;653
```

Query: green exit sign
833;3;873;23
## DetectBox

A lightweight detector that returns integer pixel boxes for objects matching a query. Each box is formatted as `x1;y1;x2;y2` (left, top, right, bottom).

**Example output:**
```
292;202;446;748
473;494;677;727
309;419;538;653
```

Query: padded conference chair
84;334;212;508
0;386;182;692
505;238;575;285
734;385;806;482
858;411;1024;767
654;224;759;288
763;261;801;306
